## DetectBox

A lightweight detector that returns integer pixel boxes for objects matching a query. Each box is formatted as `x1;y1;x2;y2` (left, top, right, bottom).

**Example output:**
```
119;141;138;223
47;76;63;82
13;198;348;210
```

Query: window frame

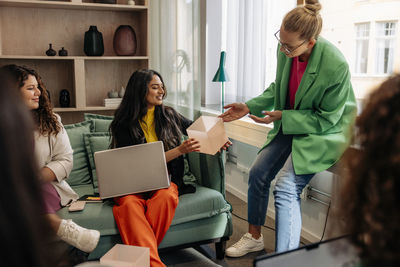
354;22;371;75
374;20;397;75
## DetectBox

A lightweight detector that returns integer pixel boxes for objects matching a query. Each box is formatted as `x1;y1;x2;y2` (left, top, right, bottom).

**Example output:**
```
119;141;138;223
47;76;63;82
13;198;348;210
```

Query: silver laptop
94;141;170;199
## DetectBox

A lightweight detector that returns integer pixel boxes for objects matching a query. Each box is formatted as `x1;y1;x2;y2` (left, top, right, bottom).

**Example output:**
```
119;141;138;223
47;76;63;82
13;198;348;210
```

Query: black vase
59;47;68;56
59;89;70;107
46;43;56;56
84;26;104;56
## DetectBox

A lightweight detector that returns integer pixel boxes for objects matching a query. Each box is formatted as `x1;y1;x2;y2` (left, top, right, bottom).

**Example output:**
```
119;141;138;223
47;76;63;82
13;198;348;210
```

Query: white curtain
375;38;395;74
375;22;396;74
149;0;201;120
224;0;296;104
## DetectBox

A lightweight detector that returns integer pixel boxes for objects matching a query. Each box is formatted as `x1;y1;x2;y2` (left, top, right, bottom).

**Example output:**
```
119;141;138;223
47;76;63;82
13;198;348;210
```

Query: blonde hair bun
304;0;322;15
283;0;323;39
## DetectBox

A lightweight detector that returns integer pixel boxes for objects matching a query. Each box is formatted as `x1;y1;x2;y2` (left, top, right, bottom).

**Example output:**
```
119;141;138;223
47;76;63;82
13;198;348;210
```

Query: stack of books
104;98;122;108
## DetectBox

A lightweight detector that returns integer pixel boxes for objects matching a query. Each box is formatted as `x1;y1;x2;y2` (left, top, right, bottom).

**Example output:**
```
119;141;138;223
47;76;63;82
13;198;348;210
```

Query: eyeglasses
274;30;307;55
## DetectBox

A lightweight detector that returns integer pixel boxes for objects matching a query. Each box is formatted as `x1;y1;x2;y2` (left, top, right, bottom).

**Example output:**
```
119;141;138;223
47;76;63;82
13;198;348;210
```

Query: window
355;23;370;74
375;22;396;74
204;0;296;112
320;0;400;99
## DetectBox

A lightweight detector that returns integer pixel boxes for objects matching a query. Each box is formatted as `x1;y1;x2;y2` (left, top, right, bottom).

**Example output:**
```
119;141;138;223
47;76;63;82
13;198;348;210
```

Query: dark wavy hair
340;74;400;266
1;64;61;136
110;69;182;150
0;69;57;267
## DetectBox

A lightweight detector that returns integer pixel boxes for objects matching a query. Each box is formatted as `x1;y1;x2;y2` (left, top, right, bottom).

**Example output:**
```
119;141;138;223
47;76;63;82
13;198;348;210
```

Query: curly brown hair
2;64;61;136
340;74;400;266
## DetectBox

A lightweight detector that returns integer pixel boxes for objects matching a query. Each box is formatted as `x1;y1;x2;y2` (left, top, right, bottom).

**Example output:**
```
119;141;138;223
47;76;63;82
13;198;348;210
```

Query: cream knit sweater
34;114;78;206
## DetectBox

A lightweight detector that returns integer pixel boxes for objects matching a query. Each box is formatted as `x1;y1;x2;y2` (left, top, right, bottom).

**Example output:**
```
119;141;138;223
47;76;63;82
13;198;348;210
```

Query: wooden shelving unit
0;55;149;60
53;106;118;112
0;0;149;123
0;0;147;11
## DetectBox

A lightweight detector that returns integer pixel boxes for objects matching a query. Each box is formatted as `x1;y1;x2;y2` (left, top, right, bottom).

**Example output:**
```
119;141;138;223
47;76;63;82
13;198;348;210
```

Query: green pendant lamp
212;51;229;113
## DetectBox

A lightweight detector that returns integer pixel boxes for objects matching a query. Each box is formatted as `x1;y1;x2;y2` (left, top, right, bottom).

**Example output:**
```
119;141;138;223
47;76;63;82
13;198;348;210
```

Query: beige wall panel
74;58;86;108
56;109;115;124
84;59;147;106
0;58;75;108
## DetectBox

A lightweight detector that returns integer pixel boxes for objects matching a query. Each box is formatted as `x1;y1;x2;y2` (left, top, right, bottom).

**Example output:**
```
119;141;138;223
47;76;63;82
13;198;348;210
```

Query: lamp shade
212;51;229;82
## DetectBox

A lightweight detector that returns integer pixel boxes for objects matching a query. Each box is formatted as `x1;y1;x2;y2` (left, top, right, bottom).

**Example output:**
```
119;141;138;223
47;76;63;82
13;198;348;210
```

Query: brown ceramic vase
113;25;137;56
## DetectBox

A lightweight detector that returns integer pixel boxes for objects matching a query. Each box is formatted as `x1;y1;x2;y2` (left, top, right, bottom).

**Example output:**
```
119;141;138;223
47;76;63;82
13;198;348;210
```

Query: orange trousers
113;183;179;267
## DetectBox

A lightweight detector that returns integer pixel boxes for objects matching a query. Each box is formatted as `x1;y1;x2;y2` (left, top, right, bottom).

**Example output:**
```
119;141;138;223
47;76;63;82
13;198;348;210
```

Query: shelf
1;0;148;123
83;56;149;60
0;55;74;60
0;0;147;11
0;55;149;60
54;106;117;112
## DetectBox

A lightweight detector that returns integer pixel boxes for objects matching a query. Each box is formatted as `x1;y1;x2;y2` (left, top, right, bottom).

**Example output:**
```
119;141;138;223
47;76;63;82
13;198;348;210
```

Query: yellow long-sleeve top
139;106;158;143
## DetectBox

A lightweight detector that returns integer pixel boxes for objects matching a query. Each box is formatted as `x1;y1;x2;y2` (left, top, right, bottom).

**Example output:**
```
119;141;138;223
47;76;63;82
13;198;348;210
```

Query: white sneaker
225;233;265;257
57;219;100;253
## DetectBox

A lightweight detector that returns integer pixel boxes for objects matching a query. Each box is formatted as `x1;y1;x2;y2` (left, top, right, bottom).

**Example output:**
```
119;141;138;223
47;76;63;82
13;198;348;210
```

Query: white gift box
100;244;149;267
187;116;229;155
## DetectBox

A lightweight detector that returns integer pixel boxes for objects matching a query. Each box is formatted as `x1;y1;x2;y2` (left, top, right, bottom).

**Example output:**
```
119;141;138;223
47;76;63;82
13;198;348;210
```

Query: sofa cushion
171;185;230;226
160;212;231;249
57;184;230;236
56;184;117;236
64;120;93;186
83;132;112;192
183;155;196;184
181;136;197;184
84;113;113;132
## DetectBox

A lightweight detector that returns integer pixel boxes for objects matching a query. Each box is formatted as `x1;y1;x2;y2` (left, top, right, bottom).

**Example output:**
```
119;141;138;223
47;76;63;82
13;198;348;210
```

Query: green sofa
56;114;233;260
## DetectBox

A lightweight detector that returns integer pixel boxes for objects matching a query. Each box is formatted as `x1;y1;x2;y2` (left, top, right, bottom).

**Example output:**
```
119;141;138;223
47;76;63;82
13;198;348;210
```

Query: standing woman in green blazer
221;0;357;257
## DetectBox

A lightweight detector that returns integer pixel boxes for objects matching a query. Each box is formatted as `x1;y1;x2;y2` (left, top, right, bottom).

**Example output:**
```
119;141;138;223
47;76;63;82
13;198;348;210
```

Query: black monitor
254;236;359;267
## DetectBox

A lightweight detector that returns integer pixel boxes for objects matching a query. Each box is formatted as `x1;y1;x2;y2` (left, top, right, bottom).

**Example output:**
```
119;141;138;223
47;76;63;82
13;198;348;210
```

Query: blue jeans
247;131;314;252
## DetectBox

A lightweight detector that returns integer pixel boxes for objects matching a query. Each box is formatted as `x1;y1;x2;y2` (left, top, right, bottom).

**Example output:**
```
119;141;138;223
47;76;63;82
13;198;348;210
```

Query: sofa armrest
186;151;226;198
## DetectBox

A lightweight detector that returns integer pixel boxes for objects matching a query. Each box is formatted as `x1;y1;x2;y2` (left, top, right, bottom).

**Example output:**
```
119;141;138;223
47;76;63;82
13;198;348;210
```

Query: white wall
204;0;223;106
320;0;400;99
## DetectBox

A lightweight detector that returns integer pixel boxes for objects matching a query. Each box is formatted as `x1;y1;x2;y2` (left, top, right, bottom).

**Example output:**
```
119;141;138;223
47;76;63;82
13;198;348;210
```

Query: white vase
118;86;126;98
108;90;119;98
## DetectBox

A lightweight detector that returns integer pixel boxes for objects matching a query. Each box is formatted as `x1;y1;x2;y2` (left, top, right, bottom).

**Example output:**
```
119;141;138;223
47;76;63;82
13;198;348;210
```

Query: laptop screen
254;236;360;267
94;141;170;199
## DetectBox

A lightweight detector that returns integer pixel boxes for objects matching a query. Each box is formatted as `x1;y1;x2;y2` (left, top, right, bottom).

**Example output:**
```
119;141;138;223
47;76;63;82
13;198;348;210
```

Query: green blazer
246;37;357;175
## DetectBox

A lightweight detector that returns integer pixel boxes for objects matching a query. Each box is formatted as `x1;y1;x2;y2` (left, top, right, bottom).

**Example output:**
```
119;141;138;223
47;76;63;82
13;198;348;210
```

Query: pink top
288;56;308;109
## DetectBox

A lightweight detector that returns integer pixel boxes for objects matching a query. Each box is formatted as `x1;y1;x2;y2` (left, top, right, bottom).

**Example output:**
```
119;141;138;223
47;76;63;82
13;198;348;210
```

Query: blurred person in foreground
0;69;58;266
338;74;400;267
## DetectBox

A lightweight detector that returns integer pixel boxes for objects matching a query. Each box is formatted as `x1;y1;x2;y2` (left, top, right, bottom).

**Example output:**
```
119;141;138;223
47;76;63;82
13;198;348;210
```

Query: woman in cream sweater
3;64;100;253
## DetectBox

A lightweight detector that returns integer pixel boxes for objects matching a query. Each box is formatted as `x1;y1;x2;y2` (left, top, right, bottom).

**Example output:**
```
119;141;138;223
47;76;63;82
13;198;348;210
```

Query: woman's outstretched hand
178;138;201;154
219;103;250;122
221;140;232;151
248;110;282;124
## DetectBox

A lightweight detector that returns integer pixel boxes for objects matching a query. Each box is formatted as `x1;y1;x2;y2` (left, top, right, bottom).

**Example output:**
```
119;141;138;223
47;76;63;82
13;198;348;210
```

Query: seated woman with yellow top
109;69;231;267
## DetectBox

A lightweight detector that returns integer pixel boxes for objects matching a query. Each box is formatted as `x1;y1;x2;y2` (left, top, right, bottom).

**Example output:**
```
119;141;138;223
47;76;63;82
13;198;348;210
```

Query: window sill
201;107;272;148
352;73;392;78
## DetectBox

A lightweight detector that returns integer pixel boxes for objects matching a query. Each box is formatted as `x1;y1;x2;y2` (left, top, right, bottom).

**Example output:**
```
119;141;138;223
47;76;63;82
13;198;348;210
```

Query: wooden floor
161;191;311;267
